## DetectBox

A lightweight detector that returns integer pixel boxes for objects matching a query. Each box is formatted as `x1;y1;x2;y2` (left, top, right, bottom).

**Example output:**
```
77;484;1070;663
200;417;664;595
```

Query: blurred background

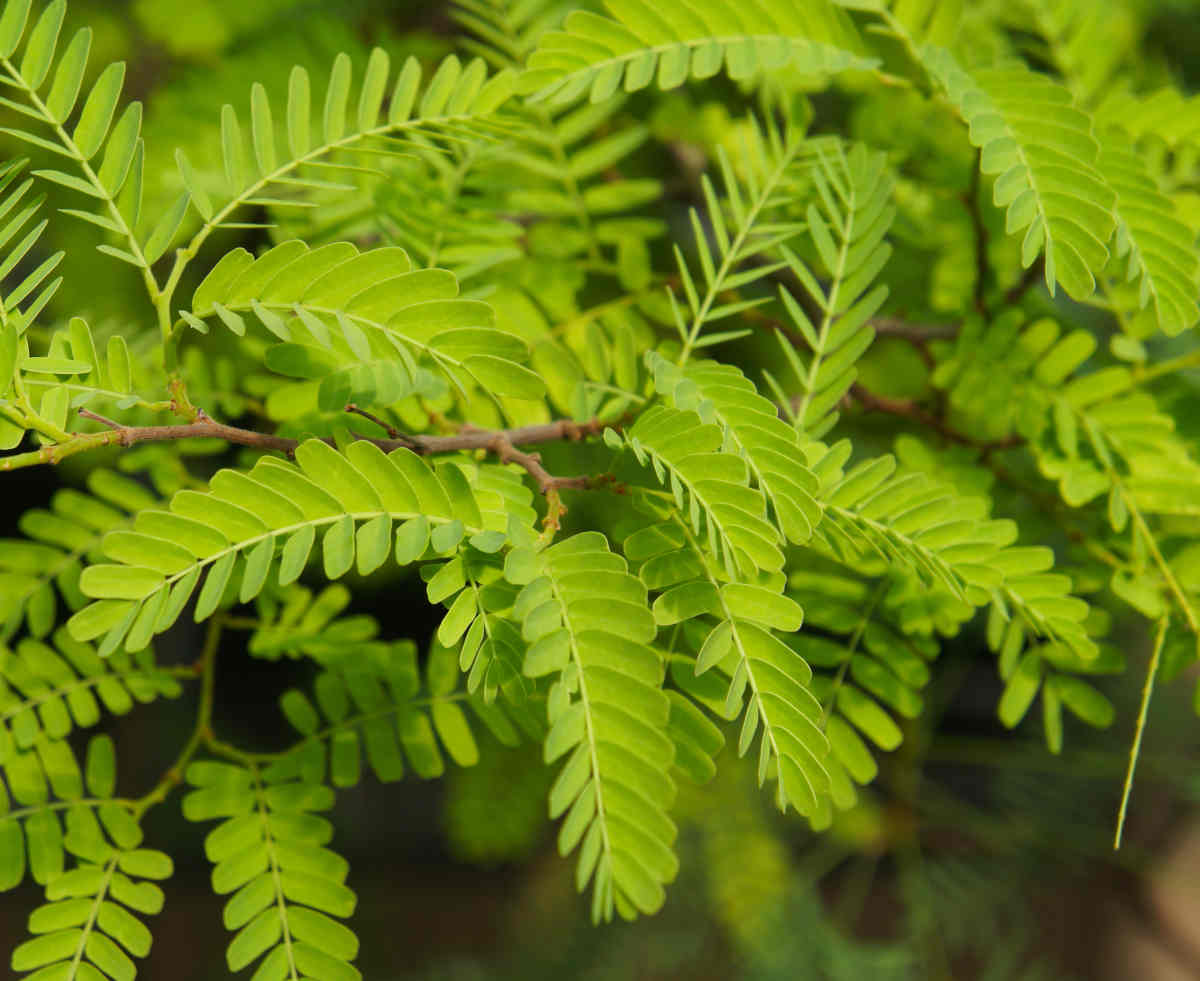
2;1;1200;978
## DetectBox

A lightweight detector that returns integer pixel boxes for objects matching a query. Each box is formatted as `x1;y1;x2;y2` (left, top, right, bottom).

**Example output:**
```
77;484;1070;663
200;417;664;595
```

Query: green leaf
142;191;189;265
287;65;310;158
357;47;389;132
85;734;116;797
0;0;31;59
250;82;276;174
323;514;355;580
45;26;89;122
323;52;351;144
73;60;124;160
19;0;65;91
175;148;212;221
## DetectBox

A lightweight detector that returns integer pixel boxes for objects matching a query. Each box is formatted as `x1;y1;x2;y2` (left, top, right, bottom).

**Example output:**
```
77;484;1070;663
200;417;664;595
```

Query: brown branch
74;408;616;460
848;385;1021;452
871;318;959;342
343;403;413;443
66;409;619;532
77;409;303;454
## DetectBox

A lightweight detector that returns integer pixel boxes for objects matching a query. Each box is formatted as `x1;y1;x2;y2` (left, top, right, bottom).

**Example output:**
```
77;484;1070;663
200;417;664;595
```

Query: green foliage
770;142;894;438
0;469;156;638
518;0;871;105
183;759;360;980
11;778;172;981
0;0;1196;973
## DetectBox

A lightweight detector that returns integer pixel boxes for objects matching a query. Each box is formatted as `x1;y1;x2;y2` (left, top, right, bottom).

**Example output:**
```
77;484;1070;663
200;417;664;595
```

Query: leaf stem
131;617;223;819
1113;616;1168;849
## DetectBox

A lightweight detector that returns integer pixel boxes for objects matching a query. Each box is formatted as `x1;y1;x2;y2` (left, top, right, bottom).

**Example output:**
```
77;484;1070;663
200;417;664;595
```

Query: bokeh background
2;1;1200;978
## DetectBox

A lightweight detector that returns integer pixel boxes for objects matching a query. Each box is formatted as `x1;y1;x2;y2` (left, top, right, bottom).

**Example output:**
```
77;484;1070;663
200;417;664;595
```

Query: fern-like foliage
1095;126;1200;335
0;632;180;893
504;532;678;922
606;405;786;577
605;406;836;821
807;438;1096;657
670;122;832;363
624;509;835;822
646;353;822;546
278;637;533;788
167;49;517;264
788;565;936;798
517;0;873;106
0;1;152;269
183;759;359;980
186;241;543;403
934;311;1200;627
769;142;894;438
1;629;181;751
248;584;383;663
67;439;532;653
922;50;1116;301
0;0;1193;961
0;470;155;640
9;733;171;980
0;157;60;330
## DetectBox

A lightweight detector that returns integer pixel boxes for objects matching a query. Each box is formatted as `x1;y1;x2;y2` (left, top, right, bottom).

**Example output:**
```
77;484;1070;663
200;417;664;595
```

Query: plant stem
131;618;223;819
1113;616;1169;849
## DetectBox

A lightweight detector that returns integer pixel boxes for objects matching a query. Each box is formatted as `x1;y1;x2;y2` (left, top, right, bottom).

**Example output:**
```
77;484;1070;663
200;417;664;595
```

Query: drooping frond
986;609;1119;753
517;0;873;106
433;542;527;705
186;242;544;403
769;143;894;438
0;1;151;269
605;404;786;578
0;470;155;639
788;566;936;802
807;440;1097;657
1096;126;1200;335
504;532;678;922
646;352;822;546
66;439;530;652
275;639;525;787
9;735;169;979
606;403;834;819
2;733;118;884
934;312;1200;629
249;584;383;663
0;628;181;752
622;511;836;824
183;759;359;981
921;50;1116;301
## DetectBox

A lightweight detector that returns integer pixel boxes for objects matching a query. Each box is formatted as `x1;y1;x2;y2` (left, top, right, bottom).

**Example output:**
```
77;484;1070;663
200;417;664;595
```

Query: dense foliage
0;0;1198;977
